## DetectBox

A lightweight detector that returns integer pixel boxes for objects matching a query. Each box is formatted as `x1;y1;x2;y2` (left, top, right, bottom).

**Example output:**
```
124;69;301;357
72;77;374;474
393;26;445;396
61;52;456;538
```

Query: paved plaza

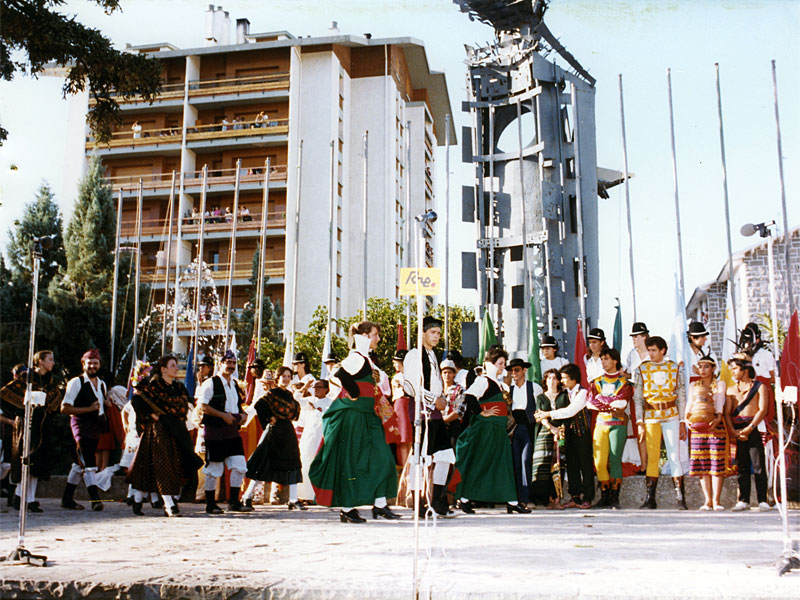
1;497;798;599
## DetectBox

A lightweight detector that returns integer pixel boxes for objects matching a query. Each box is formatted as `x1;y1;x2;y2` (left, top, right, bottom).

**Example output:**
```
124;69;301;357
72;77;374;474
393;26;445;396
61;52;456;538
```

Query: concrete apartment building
89;6;454;351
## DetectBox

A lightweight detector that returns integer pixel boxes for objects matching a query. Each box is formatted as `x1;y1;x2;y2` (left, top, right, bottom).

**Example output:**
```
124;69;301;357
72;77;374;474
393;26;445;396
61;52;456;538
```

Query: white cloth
511;381;542;410
548;385;588;420
297;394;333;500
585;356;604;383
625;349;649;376
198;375;240;413
454;369;468;388
540;356;568;374
752;347;775;379
403;347;443;398
203;455;247;479
119;402;139;469
63;374;107;416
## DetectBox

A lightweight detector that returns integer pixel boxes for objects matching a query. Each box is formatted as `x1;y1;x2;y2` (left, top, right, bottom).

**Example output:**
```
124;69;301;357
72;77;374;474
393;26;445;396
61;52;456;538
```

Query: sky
0;0;798;358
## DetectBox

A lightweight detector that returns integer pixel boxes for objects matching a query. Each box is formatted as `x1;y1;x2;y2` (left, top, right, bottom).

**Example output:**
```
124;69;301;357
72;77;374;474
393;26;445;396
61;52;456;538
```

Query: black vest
73;377;106;410
201;376;242;428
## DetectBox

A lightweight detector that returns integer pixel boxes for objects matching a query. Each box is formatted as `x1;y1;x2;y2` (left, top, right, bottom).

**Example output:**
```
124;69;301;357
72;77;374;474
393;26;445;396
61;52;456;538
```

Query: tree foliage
0;0;163;144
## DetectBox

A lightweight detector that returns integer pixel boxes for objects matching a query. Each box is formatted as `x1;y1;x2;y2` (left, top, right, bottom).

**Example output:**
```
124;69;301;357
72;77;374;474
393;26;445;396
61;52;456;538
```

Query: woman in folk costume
391;349;413;467
128;355;203;517
587;348;633;509
309;321;400;523
530;369;568;508
241;366;304;510
296;379;334;502
450;345;529;514
686;352;729;511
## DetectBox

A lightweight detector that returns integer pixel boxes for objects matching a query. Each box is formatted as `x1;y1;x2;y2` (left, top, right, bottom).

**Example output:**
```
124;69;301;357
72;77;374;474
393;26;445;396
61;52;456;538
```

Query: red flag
396;322;407;351
781;310;800;389
574;319;589;389
244;338;257;403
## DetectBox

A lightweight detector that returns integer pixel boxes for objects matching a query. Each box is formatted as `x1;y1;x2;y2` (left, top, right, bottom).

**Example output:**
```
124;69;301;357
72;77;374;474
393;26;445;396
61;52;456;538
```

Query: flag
574;318;588;389
283;338;293;368
478;310;496;364
612;300;622;352
229;332;240;380
719;282;737;387
244;338;257;402
780;310;800;390
321;327;332;379
396;322;407;351
184;345;195;397
527;297;542;382
669;272;692;399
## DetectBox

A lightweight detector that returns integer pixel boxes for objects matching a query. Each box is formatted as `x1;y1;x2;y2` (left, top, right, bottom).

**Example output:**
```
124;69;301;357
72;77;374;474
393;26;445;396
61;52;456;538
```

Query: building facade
87;7;454;353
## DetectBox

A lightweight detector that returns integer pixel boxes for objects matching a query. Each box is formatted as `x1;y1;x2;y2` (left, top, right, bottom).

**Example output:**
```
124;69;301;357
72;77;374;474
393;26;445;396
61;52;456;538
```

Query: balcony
88;73;291;108
119;211;287;241
140;259;285;286
106;165;288;195
86;118;289;155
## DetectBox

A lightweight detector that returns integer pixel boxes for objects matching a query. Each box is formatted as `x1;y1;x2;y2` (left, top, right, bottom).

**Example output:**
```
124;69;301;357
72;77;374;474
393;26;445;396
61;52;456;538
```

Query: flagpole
488;105;497;329
618;74;638;321
326;140;336;369
287;141;303;364
667;68;686;295
256;158;271;352
516;100;531;342
405;120;412;349
361;131;369;318
771;60;796;315
110;188;123;370
132;179;143;363
444;114;451;353
161;171;176;355
193;165;208;367
570;83;587;329
224;159;242;349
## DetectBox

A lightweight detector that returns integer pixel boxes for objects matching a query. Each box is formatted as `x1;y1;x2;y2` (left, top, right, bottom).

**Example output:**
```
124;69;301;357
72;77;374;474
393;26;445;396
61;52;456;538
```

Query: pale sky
1;0;798;358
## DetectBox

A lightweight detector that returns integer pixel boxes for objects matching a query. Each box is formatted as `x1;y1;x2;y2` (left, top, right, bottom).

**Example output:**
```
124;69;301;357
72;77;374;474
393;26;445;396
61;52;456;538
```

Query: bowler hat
630;322;649;336
587;328;606;341
507;357;532;370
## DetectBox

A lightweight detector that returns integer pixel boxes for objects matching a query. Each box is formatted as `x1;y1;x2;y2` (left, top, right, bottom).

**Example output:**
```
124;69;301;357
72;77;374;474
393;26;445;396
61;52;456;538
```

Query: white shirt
752;347;775;379
403;347;443;397
548;385;587;420
585;356;604;383
62;374;107;416
625;348;648;375
541;356;568;374
511;380;543;410
454;369;468;388
198;375;240;414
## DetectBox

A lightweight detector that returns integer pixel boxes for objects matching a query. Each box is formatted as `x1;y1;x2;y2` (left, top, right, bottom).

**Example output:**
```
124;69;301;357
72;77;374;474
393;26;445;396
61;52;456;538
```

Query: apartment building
88;7;455;351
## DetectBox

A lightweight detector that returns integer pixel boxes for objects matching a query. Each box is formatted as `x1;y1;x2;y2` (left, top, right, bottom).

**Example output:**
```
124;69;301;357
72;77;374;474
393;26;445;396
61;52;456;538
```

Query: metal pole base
2;546;48;567
777;555;800;577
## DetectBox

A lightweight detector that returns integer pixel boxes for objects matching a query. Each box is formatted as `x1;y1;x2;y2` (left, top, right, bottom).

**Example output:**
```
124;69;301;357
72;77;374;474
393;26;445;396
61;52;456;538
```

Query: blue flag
184;346;195;397
613;300;622;352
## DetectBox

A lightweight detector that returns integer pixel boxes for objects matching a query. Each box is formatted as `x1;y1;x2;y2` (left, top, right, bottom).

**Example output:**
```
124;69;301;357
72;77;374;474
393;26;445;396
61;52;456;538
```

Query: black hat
197;355;214;368
540;335;558;348
292;352;308;364
630;322;649;336
393;349;408;362
248;358;266;370
323;352;338;364
507;357;532;370
687;322;710;337
422;316;443;331
587;328;606;341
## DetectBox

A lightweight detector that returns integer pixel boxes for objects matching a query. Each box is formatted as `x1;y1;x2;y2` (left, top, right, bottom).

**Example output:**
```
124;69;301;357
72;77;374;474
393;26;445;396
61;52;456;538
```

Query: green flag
613;300;622;352
478;310;496;364
528;297;542;382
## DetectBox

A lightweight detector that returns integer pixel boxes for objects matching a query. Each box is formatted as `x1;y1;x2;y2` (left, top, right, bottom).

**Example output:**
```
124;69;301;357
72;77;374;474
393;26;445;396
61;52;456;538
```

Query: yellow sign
400;268;441;296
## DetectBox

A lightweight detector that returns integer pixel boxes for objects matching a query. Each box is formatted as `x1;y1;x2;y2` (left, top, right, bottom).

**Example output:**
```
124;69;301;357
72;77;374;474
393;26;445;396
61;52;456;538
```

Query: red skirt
96;403;125;451
393;395;413;444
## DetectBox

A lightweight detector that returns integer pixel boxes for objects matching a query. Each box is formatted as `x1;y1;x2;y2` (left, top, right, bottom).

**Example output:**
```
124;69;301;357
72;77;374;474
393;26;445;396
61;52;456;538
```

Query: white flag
721;282;737;361
320;327;332;379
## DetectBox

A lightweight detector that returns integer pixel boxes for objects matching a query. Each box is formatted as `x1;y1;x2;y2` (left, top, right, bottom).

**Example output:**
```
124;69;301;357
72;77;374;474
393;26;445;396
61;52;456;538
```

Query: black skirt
246;419;302;484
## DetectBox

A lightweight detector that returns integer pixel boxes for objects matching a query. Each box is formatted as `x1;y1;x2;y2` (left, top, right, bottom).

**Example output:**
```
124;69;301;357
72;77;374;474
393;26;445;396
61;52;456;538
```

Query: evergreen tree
5;182;66;286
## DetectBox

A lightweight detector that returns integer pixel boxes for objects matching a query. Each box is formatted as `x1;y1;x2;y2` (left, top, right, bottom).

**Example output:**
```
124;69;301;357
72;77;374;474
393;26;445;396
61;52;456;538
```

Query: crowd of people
0;316;778;522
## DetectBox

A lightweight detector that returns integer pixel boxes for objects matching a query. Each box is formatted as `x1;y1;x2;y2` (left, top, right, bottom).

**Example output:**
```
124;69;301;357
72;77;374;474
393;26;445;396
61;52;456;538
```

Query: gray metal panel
511;284;524;309
461;322;479;359
462;185;475;223
462;126;473;163
461;252;477;289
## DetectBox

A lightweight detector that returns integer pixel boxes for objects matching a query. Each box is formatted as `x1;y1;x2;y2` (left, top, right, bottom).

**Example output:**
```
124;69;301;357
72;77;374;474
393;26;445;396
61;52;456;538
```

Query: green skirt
453;414;517;503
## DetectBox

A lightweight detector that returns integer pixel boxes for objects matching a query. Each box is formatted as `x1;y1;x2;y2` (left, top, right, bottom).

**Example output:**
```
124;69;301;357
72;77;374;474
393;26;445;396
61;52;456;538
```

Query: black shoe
11;495;20;510
243;498;253;509
507;503;531;514
639;477;658;510
372;505;401;520
87;485;103;511
125;496;134;506
171;502;180;515
61;497;85;510
339;508;366;523
228;499;253;513
458;500;475;514
206;504;224;515
132;501;144;516
150;498;164;510
164;505;181;518
26;501;43;513
288;501;307;511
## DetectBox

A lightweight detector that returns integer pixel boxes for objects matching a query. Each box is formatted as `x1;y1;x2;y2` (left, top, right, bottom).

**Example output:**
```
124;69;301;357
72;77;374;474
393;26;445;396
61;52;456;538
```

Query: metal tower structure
456;0;600;357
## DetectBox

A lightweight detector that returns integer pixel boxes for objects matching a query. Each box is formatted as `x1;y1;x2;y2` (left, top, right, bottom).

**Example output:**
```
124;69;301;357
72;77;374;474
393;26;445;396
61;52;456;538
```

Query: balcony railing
140;259;285;284
106;165;288;193
119;211;287;238
86;117;289;150
88;72;291;106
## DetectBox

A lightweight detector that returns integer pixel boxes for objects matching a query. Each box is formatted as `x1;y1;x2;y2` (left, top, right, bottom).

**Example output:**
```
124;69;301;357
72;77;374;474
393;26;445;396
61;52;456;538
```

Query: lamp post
741;220;799;576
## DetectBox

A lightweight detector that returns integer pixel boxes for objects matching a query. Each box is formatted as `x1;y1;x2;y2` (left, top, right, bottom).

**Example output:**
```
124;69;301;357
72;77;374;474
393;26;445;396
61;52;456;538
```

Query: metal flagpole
224;159;242;349
488;105;496;327
132;180;144;363
619;74;638;321
255;158;271;352
193;166;208;366
287;141;303;364
714;65;738;333
444;114;451;352
771;60;796;315
326;141;336;356
405;121;412;349
667;68;686;294
517;100;531;339
570;84;587;328
110;189;123;369
362;131;369;318
161;171;176;355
